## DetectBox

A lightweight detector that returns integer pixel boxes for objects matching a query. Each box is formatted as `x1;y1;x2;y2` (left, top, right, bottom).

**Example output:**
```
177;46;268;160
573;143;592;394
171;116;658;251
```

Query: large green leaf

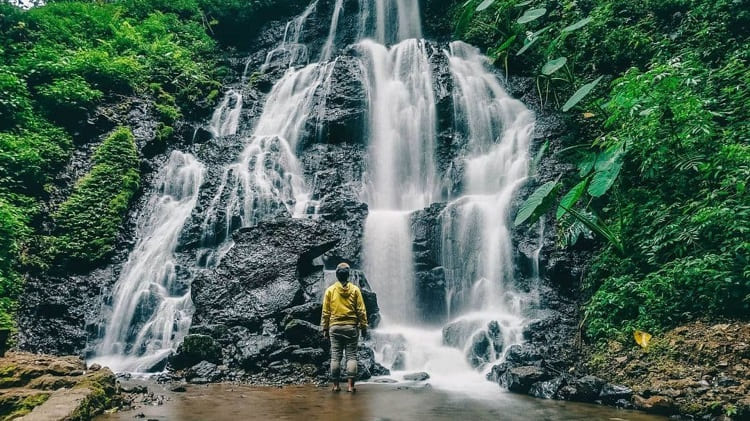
557;179;587;218
541;57;567;75
517;8;546;24
559;204;625;255
514;0;533;7
578;152;596;177
562;76;603;112
561;17;592;33
490;34;517;60
588;158;623;197
516;37;538;55
514;181;559;226
594;146;625;171
476;0;495;12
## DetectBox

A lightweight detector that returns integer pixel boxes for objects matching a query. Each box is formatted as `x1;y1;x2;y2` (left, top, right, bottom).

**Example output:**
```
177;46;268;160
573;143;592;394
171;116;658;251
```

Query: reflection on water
98;383;666;421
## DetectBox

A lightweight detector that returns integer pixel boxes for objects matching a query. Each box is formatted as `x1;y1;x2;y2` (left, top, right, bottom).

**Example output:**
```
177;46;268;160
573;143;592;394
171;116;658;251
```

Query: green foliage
0;0;226;327
458;0;750;339
54;128;140;267
36;76;103;116
513;181;559;226
561;76;603;112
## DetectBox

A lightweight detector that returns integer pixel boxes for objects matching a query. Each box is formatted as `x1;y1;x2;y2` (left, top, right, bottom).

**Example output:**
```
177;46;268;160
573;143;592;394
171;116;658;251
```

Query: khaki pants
329;324;359;380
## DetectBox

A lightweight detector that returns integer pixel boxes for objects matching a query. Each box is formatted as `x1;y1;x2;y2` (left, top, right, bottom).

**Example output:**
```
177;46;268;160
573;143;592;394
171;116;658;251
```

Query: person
320;262;368;393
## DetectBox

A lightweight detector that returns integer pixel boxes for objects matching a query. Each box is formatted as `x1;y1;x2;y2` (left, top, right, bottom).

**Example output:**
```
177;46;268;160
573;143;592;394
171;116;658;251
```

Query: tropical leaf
514;181;559;226
541;57;567;75
588;158;623;197
561;17;592;33
562;76;603;112
516;36;538;55
559;204;625;254
514;0;533;7
456;0;478;35
594;146;625;171
557;179;587;218
476;0;495;12
578;152;596;177
517;8;546;24
490;34;517;60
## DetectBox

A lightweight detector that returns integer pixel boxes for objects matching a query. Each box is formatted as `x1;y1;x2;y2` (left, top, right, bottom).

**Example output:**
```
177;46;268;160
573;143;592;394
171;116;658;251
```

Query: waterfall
92;0;538;382
208;89;242;137
92;151;204;372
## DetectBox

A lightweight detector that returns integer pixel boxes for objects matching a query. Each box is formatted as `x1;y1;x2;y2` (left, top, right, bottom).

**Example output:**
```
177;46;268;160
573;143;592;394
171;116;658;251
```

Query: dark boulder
598;382;633;404
284;319;323;348
289;347;327;364
529;376;566;399
501;366;550;393
558;375;606;402
169;334;222;370
190;218;339;329
403;372;431;381
185;361;223;383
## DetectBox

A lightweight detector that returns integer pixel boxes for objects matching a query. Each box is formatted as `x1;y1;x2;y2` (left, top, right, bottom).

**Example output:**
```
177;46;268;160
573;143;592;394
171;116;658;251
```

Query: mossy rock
169;334;222;370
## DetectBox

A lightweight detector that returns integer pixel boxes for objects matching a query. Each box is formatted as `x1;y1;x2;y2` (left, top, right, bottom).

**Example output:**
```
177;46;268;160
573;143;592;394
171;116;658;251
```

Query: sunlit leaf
583;112;595;118
589;157;623;197
578;153;596;177
476;0;495;12
517;8;546;24
562;76;603;112
516;37;538;55
514;0;533;7
514;181;559;226
557;179;587;218
541;57;567;75
634;330;652;348
561;17;592;33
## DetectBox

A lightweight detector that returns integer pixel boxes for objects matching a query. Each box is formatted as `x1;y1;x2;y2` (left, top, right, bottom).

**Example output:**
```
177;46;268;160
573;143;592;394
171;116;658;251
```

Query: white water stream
93;0;537;386
93;152;204;372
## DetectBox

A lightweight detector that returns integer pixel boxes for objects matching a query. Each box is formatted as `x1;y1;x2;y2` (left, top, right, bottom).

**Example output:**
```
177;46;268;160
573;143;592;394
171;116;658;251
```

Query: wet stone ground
97;383;667;421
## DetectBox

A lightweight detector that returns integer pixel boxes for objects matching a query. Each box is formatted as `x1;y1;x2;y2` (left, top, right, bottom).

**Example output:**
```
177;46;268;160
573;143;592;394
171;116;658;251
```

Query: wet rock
557;375;606;402
169;334;222;370
282;303;322;325
289;347;327;364
633;395;676;414
505;344;544;367
529;376;566;399
168;383;187;392
186;361;223;383
284;319;323;348
501;366;550;393
303;54;366;148
442;319;482;349
118;381;148;394
391;352;406;371
598;383;633;404
403;372;430;381
88;363;101;371
357;345;390;379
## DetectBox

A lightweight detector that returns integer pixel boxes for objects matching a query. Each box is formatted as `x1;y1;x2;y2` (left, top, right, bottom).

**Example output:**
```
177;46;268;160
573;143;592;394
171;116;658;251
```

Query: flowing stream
93;0;537;388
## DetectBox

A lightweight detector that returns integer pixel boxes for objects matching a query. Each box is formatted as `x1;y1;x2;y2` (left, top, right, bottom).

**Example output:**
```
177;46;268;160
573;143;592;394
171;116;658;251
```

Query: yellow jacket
321;281;368;330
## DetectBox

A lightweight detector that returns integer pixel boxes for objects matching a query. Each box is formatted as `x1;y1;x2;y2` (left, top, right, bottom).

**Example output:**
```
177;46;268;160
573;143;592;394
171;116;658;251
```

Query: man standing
321;262;368;392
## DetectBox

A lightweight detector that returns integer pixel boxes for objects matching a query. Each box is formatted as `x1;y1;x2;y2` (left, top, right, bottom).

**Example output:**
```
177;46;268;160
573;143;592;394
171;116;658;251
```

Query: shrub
54;127;140;267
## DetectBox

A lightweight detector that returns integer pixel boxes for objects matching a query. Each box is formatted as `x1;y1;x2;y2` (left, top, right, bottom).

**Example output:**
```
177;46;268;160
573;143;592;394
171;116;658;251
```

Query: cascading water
92;151;204;372
93;0;538;385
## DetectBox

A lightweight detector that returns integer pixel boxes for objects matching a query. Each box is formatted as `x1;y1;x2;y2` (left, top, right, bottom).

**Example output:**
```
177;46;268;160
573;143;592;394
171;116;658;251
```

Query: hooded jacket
321;281;368;331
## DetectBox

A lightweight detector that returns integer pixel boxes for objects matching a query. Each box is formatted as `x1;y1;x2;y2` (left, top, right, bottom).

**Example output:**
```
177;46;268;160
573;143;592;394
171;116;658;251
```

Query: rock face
0;352;117;419
180;217;387;382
